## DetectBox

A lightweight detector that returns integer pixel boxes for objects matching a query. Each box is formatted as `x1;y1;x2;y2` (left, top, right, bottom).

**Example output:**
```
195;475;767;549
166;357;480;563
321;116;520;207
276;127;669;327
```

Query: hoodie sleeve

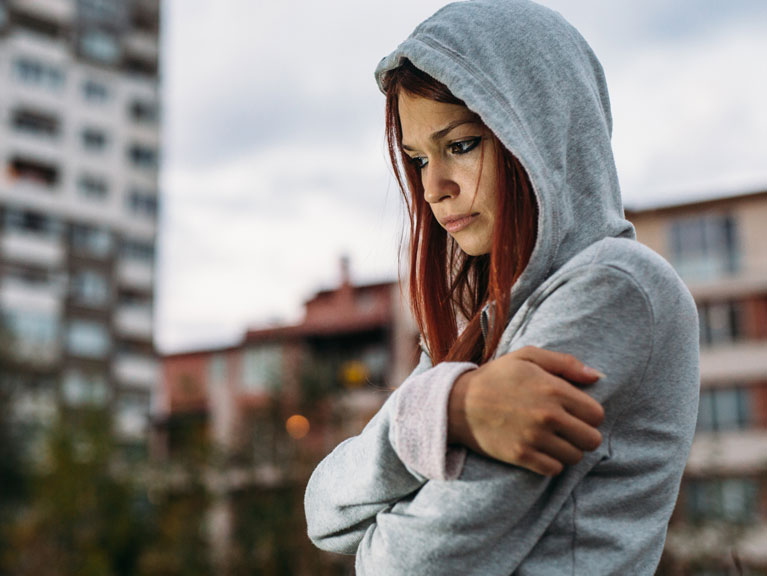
354;264;658;575
304;352;476;553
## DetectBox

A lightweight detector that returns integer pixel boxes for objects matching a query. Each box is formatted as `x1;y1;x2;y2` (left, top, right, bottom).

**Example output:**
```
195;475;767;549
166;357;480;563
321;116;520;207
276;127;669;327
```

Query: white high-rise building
0;0;160;460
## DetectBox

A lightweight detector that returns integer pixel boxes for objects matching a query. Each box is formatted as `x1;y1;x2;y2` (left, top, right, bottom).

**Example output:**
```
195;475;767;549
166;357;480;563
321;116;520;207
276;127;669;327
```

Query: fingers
516;449;564;477
515;346;605;385
557;385;605;427
537;434;585;467
515;416;601;476
555;411;603;451
525;413;602;475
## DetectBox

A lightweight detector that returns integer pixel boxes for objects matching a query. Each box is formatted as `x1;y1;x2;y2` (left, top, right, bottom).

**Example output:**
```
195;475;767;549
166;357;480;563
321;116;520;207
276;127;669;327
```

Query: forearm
305;392;423;553
305;358;476;552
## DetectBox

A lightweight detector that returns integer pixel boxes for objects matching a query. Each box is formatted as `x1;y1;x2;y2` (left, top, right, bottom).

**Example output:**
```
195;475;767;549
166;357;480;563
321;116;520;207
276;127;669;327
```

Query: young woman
305;1;700;574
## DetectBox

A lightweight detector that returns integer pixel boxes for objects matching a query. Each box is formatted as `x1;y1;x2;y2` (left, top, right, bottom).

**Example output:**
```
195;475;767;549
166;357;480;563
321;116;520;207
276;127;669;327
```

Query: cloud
157;0;767;351
156;137;406;352
609;20;767;206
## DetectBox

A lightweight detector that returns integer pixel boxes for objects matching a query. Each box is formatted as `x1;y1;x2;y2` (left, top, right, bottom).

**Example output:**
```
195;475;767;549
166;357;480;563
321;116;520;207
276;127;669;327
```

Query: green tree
4;409;152;576
0;326;29;573
138;413;212;576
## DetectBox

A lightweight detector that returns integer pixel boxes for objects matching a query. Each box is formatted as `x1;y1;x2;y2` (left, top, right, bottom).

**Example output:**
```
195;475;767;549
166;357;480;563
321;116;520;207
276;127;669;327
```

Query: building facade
158;259;419;464
158;260;419;573
0;0;161;460
628;190;767;574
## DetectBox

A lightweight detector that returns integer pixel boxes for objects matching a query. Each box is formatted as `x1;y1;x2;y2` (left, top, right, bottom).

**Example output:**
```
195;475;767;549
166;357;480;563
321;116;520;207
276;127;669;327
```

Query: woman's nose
423;161;458;204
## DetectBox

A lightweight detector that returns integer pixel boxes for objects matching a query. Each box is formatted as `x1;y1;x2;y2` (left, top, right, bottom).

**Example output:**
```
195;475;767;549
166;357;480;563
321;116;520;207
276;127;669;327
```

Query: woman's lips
442;213;478;233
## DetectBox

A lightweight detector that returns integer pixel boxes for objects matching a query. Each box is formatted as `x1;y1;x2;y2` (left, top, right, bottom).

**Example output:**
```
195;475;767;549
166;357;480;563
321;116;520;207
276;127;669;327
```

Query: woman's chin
454;238;492;257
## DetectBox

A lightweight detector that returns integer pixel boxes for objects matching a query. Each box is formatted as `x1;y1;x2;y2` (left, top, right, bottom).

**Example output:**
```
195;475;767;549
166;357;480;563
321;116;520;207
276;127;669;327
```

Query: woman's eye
409;155;428;169
450;137;481;155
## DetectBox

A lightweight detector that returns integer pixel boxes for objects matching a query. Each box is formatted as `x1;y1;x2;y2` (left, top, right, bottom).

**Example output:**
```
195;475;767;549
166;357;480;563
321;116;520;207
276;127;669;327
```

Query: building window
71;269;110;307
121;239;154;263
71;224;112;257
116;391;151;439
209;353;228;384
125;56;157;78
3;309;59;354
128;100;158;124
669;214;739;281
77;175;109;201
126;188;158;218
686;477;759;524
4;265;58;291
698;300;743;347
62;369;109;406
82;79;110;103
81;127;109;152
128;144;158;170
14;11;62;39
696;387;751;432
117;289;150;309
242;345;283;393
8;157;59;188
4;208;61;238
79;29;120;64
66;319;110;358
12;108;60;138
13;57;65;91
10;375;58;425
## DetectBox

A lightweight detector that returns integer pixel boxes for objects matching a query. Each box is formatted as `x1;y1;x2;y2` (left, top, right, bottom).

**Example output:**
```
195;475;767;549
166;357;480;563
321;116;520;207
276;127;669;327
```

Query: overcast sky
155;0;767;353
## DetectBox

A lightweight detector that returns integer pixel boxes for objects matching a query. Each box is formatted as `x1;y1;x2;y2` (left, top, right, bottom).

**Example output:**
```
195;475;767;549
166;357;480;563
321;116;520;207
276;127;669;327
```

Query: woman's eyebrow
402;117;481;152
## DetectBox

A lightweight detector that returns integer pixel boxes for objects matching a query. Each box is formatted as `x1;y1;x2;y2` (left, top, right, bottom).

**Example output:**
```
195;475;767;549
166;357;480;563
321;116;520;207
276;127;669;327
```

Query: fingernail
583;366;606;380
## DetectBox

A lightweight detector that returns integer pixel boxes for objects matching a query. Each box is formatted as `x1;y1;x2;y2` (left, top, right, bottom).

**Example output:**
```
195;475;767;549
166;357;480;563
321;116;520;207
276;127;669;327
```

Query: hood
375;0;635;315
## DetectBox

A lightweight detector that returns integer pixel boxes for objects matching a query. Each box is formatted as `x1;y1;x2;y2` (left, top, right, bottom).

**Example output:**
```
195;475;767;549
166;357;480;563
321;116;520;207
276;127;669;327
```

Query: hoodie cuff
390;362;477;481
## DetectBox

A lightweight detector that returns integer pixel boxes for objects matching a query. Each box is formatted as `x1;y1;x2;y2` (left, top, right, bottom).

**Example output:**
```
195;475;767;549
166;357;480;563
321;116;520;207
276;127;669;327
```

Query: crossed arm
305;265;654;574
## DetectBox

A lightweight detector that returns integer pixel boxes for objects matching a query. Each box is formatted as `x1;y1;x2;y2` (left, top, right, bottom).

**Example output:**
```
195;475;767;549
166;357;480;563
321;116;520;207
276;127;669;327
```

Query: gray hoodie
304;1;700;574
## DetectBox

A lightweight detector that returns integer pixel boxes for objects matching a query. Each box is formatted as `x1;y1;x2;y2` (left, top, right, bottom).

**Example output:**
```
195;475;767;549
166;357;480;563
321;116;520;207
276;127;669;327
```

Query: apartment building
158;259;419;573
0;0;161;461
158;259;419;463
627;190;767;574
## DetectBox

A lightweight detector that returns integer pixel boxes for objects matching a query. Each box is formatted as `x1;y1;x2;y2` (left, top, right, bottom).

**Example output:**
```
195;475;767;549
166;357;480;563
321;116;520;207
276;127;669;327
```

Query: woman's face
398;92;499;256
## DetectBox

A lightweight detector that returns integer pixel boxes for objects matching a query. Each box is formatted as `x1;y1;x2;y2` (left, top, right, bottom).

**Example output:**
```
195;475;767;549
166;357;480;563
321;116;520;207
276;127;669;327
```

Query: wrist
447;369;474;447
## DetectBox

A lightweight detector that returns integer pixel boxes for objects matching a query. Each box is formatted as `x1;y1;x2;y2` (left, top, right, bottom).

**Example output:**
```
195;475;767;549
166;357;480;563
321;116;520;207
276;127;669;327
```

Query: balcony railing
123;30;158;63
9;0;75;25
114;305;153;340
117;260;153;289
113;354;159;389
1;230;64;266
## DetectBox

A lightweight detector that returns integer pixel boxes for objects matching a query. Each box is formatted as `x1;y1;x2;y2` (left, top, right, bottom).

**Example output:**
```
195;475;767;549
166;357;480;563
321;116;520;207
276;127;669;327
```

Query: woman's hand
448;346;606;476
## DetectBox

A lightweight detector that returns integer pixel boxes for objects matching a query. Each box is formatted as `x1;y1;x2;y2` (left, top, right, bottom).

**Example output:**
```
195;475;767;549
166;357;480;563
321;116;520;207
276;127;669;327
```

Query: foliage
0;329;29;570
2;410;153;576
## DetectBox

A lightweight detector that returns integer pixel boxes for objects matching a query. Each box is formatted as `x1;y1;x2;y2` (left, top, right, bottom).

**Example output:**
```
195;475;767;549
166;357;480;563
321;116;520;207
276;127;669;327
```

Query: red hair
383;60;538;365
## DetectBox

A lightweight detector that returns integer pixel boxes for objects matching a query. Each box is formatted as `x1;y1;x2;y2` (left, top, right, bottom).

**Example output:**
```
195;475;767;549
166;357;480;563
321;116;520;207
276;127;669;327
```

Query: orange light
285;414;310;439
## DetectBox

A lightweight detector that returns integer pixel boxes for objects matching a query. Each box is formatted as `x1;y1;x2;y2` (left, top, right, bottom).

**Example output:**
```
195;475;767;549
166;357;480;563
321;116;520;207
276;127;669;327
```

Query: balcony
6;156;61;194
686;430;767;475
113;354;159;389
13;390;57;424
0;276;63;313
114;305;153;340
117;260;153;290
700;342;767;384
123;30;158;64
9;0;75;24
1;230;64;266
115;409;148;440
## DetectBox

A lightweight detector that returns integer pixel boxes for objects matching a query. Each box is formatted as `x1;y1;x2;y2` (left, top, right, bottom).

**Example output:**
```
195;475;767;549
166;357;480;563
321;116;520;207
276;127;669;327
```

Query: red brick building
628;190;767;574
156;260;419;573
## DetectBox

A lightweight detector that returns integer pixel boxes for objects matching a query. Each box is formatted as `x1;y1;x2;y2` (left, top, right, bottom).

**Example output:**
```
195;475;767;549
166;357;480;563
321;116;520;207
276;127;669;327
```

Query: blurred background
0;0;766;574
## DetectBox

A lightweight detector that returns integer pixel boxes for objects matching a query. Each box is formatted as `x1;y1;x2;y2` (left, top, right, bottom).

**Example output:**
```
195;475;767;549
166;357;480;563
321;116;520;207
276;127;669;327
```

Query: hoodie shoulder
592;238;692;295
